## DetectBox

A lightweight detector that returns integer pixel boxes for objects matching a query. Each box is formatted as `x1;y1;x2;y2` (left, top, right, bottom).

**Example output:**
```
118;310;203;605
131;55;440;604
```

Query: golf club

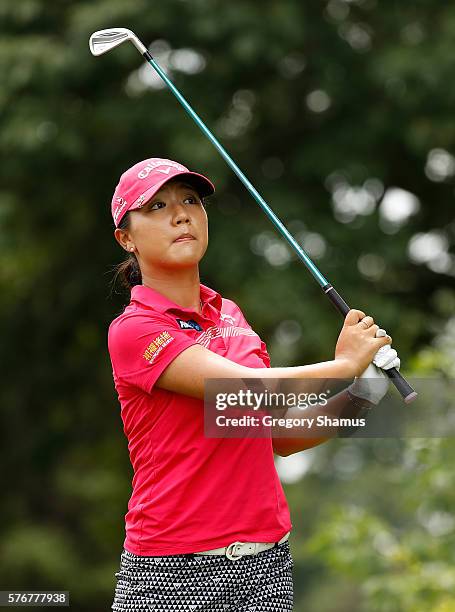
89;27;417;403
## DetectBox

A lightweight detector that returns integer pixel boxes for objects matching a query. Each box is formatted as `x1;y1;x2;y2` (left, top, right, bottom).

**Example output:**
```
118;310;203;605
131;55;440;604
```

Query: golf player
108;158;400;611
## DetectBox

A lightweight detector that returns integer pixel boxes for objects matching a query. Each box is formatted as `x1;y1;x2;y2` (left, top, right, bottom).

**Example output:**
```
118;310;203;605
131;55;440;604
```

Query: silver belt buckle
225;540;251;561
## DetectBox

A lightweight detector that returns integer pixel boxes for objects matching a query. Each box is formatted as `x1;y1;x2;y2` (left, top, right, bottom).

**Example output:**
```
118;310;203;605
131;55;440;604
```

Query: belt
193;531;291;561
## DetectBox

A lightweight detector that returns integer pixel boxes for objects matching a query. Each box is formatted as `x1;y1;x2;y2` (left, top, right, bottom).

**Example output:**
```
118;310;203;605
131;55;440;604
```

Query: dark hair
111;212;142;293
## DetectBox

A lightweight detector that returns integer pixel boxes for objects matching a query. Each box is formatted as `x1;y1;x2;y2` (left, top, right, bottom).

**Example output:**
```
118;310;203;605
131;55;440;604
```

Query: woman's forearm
271;389;373;456
157;344;356;400
249;358;355;381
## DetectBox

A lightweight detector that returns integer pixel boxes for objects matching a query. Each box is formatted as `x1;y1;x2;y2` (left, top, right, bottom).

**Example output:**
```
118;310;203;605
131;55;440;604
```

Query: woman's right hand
334;309;392;378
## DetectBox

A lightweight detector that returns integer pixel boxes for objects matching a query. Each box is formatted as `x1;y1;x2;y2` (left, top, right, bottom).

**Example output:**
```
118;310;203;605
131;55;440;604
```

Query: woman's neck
141;268;202;313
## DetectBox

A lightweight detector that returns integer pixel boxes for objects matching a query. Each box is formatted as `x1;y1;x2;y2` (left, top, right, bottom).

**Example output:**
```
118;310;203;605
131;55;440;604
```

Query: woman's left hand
372;328;400;370
349;328;401;405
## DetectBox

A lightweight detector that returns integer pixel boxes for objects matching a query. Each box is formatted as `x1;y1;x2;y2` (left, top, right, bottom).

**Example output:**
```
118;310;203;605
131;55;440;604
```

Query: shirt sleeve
227;301;271;368
108;312;198;394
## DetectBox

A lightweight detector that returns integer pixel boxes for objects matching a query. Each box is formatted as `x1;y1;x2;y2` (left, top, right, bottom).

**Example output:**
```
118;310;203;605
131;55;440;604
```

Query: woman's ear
114;227;129;250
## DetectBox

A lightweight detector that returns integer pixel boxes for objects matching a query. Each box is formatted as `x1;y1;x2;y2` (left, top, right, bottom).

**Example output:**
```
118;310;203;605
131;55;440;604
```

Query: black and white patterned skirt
111;541;294;611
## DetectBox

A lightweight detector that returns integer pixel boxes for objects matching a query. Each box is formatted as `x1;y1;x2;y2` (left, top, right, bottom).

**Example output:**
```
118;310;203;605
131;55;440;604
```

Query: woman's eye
150;202;165;210
184;196;199;205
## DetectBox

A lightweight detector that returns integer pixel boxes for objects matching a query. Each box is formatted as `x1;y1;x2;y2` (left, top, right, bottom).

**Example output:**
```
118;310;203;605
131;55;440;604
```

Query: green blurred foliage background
1;0;454;610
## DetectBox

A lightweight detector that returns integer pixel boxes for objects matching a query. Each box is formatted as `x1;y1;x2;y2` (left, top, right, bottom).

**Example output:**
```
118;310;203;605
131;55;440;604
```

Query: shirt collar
130;283;222;314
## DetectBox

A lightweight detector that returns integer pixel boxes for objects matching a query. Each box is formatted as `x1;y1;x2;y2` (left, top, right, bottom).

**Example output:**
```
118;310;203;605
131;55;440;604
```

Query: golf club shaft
141;49;416;403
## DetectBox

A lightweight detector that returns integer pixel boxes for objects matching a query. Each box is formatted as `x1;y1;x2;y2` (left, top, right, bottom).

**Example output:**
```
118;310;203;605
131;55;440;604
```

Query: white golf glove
348;328;401;405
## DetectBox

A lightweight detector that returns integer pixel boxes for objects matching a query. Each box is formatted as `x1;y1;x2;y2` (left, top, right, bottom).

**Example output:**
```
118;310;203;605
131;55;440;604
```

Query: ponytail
112;255;142;291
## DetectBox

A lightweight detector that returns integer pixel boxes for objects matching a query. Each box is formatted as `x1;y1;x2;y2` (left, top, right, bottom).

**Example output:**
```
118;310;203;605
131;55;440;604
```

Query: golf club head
89;28;147;56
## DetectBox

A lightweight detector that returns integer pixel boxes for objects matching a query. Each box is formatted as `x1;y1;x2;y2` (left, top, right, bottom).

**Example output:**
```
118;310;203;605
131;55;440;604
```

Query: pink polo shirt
108;283;292;555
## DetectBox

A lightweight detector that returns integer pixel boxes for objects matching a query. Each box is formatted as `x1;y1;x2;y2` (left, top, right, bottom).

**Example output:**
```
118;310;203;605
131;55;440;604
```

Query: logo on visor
135;194;146;208
113;197;128;224
176;319;203;332
138;160;186;179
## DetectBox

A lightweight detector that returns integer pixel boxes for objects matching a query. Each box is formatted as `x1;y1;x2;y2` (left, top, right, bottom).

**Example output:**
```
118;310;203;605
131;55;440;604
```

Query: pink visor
111;158;215;226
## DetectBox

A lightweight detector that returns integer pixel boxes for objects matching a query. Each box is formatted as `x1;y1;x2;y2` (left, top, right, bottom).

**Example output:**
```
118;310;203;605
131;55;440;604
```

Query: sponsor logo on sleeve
143;331;174;363
176;318;203;332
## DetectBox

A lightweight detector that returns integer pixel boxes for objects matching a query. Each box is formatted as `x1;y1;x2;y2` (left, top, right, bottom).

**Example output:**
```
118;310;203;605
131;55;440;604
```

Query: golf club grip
323;285;351;316
323;284;417;403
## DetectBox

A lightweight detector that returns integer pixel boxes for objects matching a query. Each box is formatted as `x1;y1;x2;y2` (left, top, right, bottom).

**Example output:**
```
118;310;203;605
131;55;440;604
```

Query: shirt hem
123;527;292;556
